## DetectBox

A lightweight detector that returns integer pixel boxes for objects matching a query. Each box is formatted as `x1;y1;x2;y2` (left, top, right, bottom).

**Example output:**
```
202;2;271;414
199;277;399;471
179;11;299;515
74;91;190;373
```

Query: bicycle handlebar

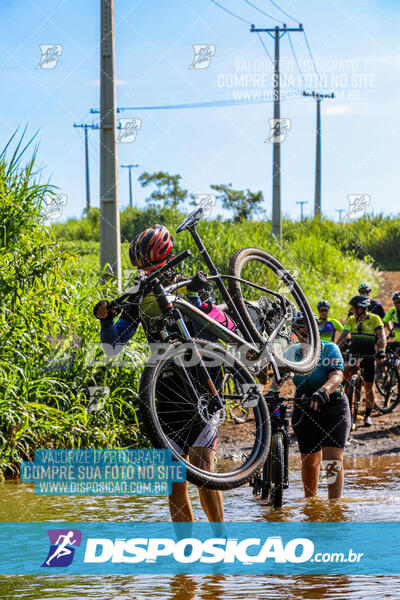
108;249;192;314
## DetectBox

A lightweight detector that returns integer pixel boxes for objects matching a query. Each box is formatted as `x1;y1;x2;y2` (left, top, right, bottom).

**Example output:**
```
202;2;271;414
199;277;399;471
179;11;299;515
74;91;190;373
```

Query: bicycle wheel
139;339;271;490
269;432;284;508
228;247;320;375
374;365;400;414
222;372;250;423
347;376;356;430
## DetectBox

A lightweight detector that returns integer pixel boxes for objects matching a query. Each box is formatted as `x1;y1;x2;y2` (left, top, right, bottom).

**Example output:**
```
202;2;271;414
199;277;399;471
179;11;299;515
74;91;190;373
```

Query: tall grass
0;135;148;476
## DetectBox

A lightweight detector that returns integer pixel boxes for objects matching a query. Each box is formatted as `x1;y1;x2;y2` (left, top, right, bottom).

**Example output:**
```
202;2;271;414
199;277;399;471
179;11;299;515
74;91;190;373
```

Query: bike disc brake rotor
197;394;226;426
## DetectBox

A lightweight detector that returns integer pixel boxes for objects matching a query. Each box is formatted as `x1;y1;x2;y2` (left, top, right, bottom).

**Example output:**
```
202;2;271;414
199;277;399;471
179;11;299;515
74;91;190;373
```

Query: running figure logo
189;45;216;69
36;45;63;69
265;119;291;143
345;194;371;220
321;460;342;485
42;529;82;567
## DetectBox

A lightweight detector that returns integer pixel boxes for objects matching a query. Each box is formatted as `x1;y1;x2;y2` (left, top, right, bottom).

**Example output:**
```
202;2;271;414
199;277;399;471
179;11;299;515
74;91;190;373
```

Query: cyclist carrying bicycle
93;224;224;526
383;291;400;350
336;295;386;427
317;299;343;343
269;312;350;499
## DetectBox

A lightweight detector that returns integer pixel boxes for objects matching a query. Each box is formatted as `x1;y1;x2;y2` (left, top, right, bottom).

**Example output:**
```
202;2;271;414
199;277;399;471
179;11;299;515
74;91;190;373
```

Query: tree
210;183;265;222
138;171;188;210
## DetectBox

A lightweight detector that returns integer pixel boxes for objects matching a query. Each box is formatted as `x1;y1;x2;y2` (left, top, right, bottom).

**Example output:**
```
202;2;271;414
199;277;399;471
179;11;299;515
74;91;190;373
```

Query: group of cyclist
316;282;400;427
93;223;399;523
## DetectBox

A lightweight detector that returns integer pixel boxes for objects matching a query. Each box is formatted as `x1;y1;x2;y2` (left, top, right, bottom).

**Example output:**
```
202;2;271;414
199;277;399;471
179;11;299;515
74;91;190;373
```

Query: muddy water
0;455;399;599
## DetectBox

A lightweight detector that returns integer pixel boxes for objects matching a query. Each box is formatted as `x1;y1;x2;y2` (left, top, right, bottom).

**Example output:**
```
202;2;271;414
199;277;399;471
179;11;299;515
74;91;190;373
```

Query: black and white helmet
317;299;330;310
392;291;400;302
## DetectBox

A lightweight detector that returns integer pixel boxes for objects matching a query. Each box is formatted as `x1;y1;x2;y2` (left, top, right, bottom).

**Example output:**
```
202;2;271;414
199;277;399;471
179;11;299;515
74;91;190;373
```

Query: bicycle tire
353;375;362;427
374;368;400;414
227;247;320;375
347;376;356;430
270;432;284;508
138;339;271;490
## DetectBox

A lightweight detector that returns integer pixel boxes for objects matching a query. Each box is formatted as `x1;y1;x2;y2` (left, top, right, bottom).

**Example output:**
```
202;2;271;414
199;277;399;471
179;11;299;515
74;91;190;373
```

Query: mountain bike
374;342;400;414
107;206;320;490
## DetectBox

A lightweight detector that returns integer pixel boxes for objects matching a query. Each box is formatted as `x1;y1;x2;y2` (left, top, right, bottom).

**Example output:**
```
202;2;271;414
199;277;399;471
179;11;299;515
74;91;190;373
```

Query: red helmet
129;224;174;269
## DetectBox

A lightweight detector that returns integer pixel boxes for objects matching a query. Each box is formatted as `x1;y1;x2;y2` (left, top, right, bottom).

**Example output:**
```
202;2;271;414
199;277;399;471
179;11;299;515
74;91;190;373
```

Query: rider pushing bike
383;291;400;350
336;295;386;427
268;312;350;499
93;224;224;526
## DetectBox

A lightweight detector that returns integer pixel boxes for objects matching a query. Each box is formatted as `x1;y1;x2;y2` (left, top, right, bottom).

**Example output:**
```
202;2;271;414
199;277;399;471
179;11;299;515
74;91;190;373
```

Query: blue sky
1;0;399;222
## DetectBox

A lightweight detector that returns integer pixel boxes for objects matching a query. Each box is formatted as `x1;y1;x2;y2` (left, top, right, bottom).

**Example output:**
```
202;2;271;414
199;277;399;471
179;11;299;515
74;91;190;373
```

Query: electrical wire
208;0;252;24
241;0;284;23
256;32;274;64
287;32;305;85
267;0;299;24
303;29;323;86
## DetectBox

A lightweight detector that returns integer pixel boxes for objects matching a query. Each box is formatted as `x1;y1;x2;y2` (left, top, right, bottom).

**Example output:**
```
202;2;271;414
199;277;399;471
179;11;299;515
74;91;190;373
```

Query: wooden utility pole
100;0;121;289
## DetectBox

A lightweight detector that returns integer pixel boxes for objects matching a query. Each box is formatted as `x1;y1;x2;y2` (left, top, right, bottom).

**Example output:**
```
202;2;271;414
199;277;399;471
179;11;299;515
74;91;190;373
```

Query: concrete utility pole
335;208;345;222
73;123;99;212
100;0;121;290
296;200;308;221
251;23;303;237
303;91;335;219
121;164;139;207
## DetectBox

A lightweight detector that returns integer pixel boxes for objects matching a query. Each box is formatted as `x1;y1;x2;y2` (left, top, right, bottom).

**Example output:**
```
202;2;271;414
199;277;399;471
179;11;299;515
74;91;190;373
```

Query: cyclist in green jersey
317;300;343;343
383;291;400;348
336;296;386;427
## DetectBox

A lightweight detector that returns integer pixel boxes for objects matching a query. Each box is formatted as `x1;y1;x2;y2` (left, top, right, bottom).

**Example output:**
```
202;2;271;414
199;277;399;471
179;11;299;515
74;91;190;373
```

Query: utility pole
121;164;139;207
303;91;334;219
251;23;303;237
335;208;345;222
73;123;99;212
100;0;121;290
296;200;308;222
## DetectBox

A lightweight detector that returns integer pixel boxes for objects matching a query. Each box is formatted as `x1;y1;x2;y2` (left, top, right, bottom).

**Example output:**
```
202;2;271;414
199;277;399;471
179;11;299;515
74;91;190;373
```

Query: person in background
336;295;386;427
317;300;343;343
383;291;400;350
357;282;385;319
268;312;350;499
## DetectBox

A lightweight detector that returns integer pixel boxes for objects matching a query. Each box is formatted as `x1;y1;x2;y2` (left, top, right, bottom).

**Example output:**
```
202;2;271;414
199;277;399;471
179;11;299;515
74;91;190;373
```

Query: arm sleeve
373;314;384;330
100;317;138;356
332;319;343;332
326;343;344;373
383;308;393;324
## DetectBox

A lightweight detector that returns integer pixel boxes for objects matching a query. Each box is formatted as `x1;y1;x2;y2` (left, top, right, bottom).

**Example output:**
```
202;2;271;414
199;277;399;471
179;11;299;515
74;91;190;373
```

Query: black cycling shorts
344;354;376;383
291;395;351;455
155;367;221;456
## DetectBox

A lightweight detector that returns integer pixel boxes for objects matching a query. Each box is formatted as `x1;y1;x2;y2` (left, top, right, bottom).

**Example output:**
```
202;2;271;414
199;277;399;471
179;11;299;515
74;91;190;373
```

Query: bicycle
251;394;312;508
374;342;400;414
107;206;320;490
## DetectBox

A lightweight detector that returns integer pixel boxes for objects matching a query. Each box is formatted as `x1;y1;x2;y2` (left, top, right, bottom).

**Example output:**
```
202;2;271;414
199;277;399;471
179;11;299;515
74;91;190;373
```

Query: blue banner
0;522;399;574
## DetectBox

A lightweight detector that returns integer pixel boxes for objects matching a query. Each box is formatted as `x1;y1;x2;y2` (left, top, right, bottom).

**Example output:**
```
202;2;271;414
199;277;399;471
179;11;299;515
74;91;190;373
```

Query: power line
208;0;252;24
267;0;299;24
287;32;305;85
303;29;322;86
241;0;284;24
256;31;274;63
